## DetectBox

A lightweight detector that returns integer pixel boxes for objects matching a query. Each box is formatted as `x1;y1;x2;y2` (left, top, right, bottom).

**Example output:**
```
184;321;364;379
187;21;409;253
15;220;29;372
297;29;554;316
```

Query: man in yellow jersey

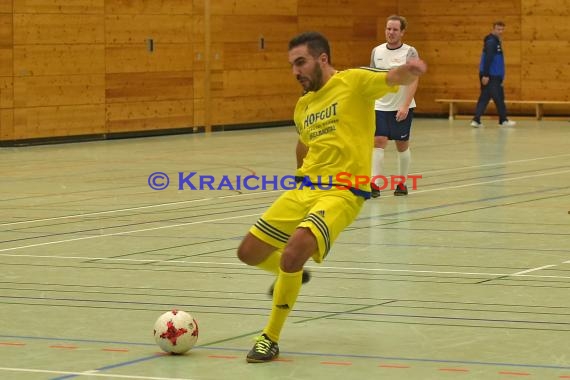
237;31;427;363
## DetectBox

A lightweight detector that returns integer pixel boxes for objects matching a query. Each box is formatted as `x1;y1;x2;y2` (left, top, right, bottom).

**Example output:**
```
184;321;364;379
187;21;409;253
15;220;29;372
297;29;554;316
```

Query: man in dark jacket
471;21;516;127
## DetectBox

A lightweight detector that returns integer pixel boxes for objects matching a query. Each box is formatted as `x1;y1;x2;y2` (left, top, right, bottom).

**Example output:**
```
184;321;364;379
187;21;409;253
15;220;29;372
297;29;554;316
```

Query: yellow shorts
249;187;364;263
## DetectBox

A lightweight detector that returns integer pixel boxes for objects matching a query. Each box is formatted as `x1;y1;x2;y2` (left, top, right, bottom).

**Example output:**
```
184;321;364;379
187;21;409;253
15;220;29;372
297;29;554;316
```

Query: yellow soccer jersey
293;68;397;195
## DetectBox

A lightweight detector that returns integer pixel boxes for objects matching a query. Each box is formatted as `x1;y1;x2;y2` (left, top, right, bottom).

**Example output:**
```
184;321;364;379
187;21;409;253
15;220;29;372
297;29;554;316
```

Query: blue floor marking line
2;335;569;372
49;354;162;380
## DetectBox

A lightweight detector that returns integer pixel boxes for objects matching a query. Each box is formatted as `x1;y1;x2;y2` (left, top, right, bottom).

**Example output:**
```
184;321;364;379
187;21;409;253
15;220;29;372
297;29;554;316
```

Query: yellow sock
255;250;281;275
263;269;303;342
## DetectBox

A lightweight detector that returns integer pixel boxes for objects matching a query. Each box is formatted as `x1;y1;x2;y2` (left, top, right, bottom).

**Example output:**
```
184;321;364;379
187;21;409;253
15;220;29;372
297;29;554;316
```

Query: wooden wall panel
106;44;193;73
106;72;193;103
106;100;193;132
0;48;11;76
12;105;105;139
104;7;194;135
13;0;104;13
520;0;569;101
0;13;12;45
2;0;568;142
14;45;105;75
398;0;521;16
0;3;12;13
0;77;13;108
105;0;192;15
105;15;192;43
194;94;297;126
14;75;105;107
13;14;104;44
0;9;12;140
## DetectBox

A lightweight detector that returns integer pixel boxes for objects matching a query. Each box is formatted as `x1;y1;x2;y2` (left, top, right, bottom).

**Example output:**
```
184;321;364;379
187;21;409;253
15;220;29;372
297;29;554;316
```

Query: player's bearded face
298;61;323;92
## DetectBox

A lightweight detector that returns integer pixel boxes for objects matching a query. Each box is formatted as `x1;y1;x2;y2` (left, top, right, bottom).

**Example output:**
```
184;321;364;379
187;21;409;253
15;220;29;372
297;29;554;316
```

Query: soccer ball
153;310;199;354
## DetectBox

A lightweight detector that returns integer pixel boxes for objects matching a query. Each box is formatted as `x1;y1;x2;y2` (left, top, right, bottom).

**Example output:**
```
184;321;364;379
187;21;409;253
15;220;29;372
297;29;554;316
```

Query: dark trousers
473;76;508;123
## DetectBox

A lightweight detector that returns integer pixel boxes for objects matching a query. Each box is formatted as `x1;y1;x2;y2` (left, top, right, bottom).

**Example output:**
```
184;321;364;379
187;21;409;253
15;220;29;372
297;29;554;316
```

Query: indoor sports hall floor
1;118;569;380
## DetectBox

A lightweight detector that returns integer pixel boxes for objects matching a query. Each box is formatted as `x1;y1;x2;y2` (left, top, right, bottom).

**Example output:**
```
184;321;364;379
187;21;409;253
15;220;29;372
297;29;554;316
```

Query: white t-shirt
370;43;418;111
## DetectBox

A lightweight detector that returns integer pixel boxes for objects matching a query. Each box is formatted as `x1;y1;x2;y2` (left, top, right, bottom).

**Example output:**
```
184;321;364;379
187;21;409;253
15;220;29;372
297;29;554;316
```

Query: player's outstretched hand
407;58;427;76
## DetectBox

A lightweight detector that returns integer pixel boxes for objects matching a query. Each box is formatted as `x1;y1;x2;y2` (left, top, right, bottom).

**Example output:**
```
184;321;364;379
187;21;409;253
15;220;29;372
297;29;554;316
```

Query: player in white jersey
370;15;419;197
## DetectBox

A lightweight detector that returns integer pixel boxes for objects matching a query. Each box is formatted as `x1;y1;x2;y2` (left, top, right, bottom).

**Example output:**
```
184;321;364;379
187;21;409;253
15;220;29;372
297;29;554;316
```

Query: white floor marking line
416;152;570;175
0;255;568;280
413;169;570;194
0;367;193;380
0;190;276;227
0;213;262;253
511;265;557;276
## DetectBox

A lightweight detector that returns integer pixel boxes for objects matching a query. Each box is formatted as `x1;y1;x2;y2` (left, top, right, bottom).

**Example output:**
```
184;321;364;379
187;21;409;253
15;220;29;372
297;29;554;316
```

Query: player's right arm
386;58;427;87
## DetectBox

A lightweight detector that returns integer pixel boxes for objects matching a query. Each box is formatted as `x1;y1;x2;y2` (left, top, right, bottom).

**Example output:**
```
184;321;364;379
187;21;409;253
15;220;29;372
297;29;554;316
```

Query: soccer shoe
246;334;279;363
371;189;381;198
499;120;516;127
268;268;311;297
394;183;408;196
470;120;483;128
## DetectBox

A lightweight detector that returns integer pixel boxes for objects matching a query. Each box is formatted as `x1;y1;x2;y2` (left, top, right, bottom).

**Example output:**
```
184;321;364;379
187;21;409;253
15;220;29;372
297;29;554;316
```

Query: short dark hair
494;21;505;27
288;31;332;64
387;15;408;31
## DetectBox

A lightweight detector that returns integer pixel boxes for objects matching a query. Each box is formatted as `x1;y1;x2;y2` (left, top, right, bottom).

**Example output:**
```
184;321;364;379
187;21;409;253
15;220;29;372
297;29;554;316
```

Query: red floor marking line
498;371;531;376
207;355;238;359
102;348;129;352
320;361;353;366
0;342;25;346
439;368;470;372
274;358;294;362
49;345;78;349
379;364;410;369
559;376;570;379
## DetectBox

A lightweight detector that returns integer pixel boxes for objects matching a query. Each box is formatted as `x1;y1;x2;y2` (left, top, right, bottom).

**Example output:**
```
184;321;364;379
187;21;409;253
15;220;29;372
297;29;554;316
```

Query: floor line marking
511;265;556;276
0;191;271;227
0;367;193;380
413;169;570;194
0;213;262;253
0;254;569;280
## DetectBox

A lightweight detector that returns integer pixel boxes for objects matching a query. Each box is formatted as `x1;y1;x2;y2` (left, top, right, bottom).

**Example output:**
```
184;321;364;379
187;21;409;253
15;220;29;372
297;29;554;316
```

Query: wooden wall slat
13;0;104;14
106;100;193;132
201;0;298;16
105;0;193;15
0;48;12;76
0;109;14;139
398;0;521;15
521;15;570;40
14;45;105;75
13;104;105;139
0;13;13;45
13;14;104;44
14;74;105;107
194;94;297;126
105;15;192;44
0;2;12;13
522;0;569;15
0;77;13;108
106;72;193;103
106;44;193;73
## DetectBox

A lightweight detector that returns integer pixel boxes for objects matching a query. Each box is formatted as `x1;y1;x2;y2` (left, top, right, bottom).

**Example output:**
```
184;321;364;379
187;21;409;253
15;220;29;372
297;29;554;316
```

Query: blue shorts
374;108;414;141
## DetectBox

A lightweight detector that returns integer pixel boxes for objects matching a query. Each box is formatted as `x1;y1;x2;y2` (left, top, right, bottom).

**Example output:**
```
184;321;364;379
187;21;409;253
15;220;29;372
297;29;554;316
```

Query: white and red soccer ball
153;309;199;354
